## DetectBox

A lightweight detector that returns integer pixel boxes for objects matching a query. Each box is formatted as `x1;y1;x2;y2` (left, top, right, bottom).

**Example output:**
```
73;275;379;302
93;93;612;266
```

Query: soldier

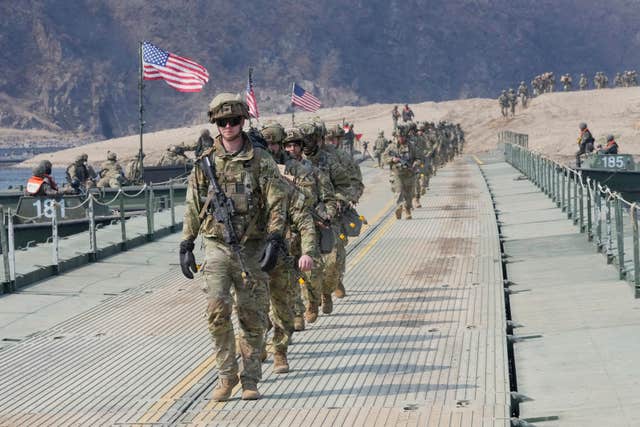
65;154;94;192
183;129;215;158
283;129;337;324
560;74;572;91
575;122;595;167
159;145;190;166
125;151;145;184
301;121;353;311
614;72;624;87
579;73;588;90
373;131;388;168
391;106;400;129
262;122;288;164
343;123;355;157
599;134;619;154
261;125;317;374
402;104;415;122
179;92;287;401
507;88;518;117
518;81;529;108
97;152;126;188
498;90;509;117
383;125;417;219
411;124;428;208
26;160;60;196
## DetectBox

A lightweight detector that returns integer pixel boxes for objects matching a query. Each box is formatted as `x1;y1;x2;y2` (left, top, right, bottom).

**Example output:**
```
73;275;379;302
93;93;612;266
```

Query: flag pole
138;41;145;183
248;67;254;128
291;82;295;127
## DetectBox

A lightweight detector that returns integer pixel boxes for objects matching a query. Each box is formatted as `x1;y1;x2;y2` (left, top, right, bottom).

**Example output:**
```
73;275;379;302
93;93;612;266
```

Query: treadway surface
480;155;640;426
0;157;510;426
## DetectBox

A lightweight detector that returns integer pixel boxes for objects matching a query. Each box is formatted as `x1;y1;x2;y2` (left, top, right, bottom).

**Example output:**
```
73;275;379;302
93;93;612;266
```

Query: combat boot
405;208;412;220
322;293;333;314
273;351;290;374
241;382;261;400
413;198;422;208
305;302;319;323
261;346;268;362
212;375;239;402
334;282;346;298
293;316;305;331
395;206;402;219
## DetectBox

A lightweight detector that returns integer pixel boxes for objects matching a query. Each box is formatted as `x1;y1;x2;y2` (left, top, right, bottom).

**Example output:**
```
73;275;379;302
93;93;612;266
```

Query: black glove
179;240;197;279
259;233;283;272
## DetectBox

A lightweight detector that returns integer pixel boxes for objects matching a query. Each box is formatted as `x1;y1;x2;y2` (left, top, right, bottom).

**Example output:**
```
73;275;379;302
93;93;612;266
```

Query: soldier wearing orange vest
26;160;60;196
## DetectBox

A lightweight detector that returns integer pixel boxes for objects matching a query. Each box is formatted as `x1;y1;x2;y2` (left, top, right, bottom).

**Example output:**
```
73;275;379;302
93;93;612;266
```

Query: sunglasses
216;117;242;127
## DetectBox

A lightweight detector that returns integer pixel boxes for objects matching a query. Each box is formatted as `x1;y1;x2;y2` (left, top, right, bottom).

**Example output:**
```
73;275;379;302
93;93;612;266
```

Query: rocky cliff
2;0;639;145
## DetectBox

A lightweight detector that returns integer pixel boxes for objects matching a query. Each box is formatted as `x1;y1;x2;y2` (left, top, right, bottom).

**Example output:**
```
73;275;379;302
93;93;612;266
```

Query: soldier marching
173;92;464;402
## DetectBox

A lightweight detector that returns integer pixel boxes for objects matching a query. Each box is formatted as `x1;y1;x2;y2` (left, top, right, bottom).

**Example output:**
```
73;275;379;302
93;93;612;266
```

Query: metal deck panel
0;159;509;426
482;159;640;427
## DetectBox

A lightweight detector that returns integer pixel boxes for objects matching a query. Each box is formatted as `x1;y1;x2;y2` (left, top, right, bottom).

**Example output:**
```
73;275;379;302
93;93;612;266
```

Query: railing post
560;168;567;212
578;178;584;231
1;206;11;292
119;191;127;250
606;196;613;263
88;195;97;262
572;174;578;224
632;205;640;297
146;185;155;240
7;209;16;289
555;165;561;207
567;172;573;218
595;189;603;251
586;180;592;240
169;178;176;231
52;203;59;273
615;198;625;278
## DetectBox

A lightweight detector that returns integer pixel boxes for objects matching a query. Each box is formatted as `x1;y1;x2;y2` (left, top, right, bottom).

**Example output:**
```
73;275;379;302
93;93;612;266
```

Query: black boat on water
578;153;640;202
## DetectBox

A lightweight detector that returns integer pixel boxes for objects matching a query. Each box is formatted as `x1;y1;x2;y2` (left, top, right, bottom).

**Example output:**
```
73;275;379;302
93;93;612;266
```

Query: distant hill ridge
2;0;639;144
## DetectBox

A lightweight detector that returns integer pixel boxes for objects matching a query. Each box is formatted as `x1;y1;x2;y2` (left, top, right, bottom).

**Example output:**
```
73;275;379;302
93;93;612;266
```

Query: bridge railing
504;141;640;298
1;178;187;292
499;131;528;148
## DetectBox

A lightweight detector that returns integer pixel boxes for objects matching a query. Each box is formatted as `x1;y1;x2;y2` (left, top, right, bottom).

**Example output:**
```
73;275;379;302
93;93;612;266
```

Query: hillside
2;0;640;145
22;87;640;168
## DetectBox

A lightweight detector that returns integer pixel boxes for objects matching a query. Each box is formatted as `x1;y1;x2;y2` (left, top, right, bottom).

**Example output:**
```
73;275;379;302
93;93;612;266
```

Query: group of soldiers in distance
498;69;640;118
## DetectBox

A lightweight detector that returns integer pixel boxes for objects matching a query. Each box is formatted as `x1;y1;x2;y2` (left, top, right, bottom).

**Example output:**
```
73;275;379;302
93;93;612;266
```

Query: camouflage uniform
97;152;126;188
181;94;287;397
301;122;352;305
411;127;428;207
158;145;190;166
383;126;417;219
125;152;145;184
373;132;388;168
498;91;509;117
579;74;588;90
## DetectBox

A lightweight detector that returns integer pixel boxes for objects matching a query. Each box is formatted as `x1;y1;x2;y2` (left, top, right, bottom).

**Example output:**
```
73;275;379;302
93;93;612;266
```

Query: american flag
291;83;321;112
142;41;209;92
246;71;259;118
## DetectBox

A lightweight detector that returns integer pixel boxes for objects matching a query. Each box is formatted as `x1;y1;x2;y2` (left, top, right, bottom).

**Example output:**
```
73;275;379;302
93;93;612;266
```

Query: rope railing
1;180;184;290
504;138;640;297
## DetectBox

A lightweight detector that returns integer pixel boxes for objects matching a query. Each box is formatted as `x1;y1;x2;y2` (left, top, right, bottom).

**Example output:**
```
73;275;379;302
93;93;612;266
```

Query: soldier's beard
302;142;317;156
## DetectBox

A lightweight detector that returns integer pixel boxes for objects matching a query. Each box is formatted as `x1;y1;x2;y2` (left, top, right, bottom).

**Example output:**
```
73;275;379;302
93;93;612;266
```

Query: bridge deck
481;157;640;426
0;158;510;426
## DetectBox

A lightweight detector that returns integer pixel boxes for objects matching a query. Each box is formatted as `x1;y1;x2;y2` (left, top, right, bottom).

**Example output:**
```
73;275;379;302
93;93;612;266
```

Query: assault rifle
200;156;250;281
388;150;414;170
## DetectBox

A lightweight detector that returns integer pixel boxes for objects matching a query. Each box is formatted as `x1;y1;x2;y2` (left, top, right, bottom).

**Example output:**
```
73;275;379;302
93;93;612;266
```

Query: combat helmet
393;125;409;138
261;122;286;144
107;151;117;161
579;122;587;130
606;134;614;141
283;127;306;145
207;92;249;122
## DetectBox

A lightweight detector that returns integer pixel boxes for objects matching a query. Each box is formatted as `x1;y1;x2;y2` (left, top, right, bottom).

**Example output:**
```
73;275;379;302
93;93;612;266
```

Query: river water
0;164;66;190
